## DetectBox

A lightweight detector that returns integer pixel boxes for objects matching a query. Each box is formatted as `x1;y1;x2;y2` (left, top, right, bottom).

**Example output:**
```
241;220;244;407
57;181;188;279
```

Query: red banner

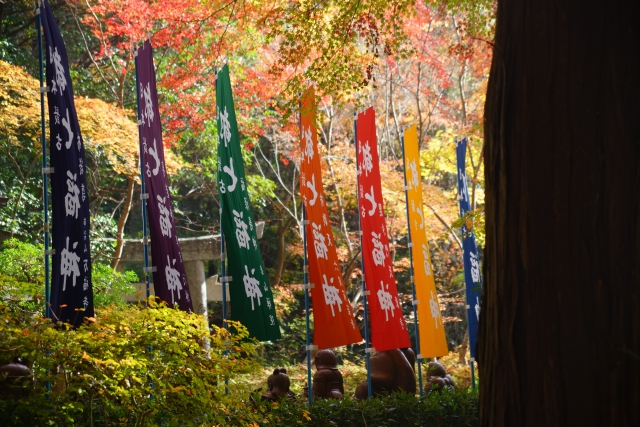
300;89;363;349
356;107;411;351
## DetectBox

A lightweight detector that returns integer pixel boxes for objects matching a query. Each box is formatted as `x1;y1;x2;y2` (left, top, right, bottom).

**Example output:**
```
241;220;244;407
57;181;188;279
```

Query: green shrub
0;301;261;426
254;390;479;427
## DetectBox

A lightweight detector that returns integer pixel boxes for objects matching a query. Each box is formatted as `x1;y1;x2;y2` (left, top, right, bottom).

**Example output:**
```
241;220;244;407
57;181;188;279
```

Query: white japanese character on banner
165;255;183;304
364;185;377;216
430;290;441;328
270;315;275;326
49;46;67;95
304;126;314;162
322;213;328;226
306;173;318;206
415;204;424;229
54;107;60;124
157;195;172;238
422;244;432;276
240;178;246;191
475;296;481;320
408;159;419;190
312;222;328;259
242;265;263;310
149;139;161;176
79;158;84;175
233;210;250;249
60;237;80;291
83;296;89;309
322;274;343;316
64;171;81;218
61;108;74;150
141;82;154;125
219;106;232;146
459;168;468;203
83;276;89;291
469;252;481;283
377;281;395;321
222;159;238;192
360;141;373;176
266;298;272;309
371;232;386;267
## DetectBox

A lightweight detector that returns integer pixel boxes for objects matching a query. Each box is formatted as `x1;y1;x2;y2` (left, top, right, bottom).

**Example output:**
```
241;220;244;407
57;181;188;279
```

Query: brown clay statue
355;348;416;400
312;349;344;399
261;368;295;402
425;361;455;393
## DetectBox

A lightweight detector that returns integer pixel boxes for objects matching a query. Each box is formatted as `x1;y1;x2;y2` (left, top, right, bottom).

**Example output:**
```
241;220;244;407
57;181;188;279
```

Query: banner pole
302;205;313;406
134;45;152;306
300;96;313;406
36;0;50;322
400;135;424;396
354;113;372;398
215;71;229;395
36;0;52;395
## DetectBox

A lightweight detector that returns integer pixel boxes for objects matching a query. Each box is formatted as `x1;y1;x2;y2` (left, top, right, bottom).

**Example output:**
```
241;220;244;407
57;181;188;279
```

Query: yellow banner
403;126;449;358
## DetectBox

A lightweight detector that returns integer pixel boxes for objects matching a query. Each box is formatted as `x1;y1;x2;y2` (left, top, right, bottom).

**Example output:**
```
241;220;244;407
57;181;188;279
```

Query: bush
0;301;261;426
254;390;479;427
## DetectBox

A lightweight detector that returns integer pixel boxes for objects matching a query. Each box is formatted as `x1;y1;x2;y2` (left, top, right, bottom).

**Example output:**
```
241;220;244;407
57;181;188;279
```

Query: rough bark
480;1;640;426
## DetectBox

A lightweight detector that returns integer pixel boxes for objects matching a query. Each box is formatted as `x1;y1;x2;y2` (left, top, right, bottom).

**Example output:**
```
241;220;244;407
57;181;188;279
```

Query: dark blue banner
136;41;192;312
456;138;482;360
41;0;93;326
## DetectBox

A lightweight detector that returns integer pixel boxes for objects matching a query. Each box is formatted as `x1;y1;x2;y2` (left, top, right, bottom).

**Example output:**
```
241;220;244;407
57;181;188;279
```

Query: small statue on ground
355;347;416;400
311;349;344;399
425;361;455;393
0;357;31;399
261;368;296;402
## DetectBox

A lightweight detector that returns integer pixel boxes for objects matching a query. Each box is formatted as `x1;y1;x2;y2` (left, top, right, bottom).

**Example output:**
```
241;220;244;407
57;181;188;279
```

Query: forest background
0;0;493;370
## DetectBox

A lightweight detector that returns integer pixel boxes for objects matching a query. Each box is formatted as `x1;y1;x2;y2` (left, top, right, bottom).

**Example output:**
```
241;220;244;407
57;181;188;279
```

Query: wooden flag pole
354;113;373;398
400;135;424;396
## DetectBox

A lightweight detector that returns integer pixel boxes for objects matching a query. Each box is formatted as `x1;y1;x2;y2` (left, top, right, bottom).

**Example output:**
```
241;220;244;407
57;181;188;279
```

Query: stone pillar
184;260;207;317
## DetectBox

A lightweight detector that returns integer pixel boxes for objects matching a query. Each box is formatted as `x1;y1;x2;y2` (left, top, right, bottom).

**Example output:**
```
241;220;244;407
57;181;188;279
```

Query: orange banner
403;125;448;357
300;88;363;349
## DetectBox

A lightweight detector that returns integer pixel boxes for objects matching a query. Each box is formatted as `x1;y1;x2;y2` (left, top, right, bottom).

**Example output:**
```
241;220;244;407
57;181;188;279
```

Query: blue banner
41;0;94;326
456;138;482;360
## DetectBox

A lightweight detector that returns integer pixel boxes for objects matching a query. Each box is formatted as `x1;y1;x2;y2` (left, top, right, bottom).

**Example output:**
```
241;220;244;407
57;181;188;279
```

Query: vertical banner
216;65;281;341
136;41;192;312
300;88;362;348
456;138;482;360
403;126;449;357
41;0;93;326
356;107;411;351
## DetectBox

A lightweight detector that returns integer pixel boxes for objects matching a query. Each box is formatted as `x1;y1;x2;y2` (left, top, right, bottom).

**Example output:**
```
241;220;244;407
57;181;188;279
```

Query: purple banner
136;41;192;312
41;0;94;326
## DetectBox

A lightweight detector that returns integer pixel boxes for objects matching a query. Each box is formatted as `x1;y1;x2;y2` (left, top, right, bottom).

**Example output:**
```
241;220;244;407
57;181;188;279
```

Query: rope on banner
400;135;424;396
354;113;373;398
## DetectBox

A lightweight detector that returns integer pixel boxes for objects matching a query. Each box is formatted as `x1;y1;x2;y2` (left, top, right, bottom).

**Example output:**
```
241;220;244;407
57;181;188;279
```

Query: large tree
480;1;640;425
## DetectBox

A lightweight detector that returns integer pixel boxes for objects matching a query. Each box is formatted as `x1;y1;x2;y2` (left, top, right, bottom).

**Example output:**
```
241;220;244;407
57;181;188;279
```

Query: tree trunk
480;1;640;426
271;216;294;287
111;176;135;270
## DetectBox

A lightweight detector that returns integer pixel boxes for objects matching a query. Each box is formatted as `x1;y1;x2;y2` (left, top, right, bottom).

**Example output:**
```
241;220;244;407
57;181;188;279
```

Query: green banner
216;65;281;341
